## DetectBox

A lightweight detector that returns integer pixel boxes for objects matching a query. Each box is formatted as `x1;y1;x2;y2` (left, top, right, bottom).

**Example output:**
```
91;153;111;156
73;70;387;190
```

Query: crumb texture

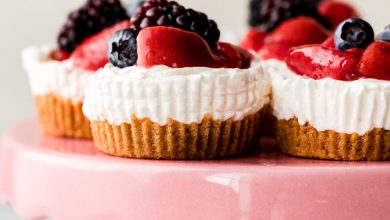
277;118;390;161
91;111;264;159
35;95;92;139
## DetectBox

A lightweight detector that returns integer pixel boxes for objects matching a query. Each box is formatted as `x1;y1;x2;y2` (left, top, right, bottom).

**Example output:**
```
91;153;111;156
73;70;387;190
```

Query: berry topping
50;50;70;61
376;25;390;43
258;44;289;61
286;45;363;81
71;20;131;71
321;34;336;48
248;0;330;32
108;29;139;68
334;18;374;51
318;1;357;29
265;17;329;48
136;26;250;69
136;26;217;68
130;0;220;48
358;41;390;80
58;0;129;53
240;29;266;52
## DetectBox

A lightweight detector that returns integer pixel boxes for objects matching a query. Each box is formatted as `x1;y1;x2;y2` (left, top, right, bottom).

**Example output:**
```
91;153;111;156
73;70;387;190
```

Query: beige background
0;0;388;219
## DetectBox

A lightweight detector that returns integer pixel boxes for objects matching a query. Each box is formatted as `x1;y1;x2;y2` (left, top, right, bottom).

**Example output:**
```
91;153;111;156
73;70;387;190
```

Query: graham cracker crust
276;118;390;161
90;111;264;160
34;94;92;139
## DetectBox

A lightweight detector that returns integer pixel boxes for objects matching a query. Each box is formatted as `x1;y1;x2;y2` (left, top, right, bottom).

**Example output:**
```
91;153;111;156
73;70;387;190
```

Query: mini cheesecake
83;0;271;159
22;0;130;139
271;18;390;161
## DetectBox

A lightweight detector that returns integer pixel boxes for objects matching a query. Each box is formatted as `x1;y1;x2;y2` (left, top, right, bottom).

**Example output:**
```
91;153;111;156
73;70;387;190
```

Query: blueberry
108;29;138;68
334;18;374;51
376;25;390;43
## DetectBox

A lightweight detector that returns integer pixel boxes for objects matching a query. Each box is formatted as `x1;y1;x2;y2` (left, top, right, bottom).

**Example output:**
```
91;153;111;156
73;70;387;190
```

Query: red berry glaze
258;44;289;61
136;26;250;69
318;1;357;29
321;34;336;48
50;50;70;61
240;29;266;52
358;41;390;80
71;20;131;71
286;45;363;81
265;17;329;48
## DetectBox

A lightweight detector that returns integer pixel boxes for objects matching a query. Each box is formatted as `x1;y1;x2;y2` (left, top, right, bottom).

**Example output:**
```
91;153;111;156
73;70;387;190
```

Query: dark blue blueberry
334;18;374;51
376;25;390;43
108;29;138;68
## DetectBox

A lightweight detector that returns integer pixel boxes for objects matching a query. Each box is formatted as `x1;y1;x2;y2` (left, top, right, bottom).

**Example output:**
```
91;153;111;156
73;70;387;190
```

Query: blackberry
249;0;330;32
108;29;138;68
130;0;220;48
58;0;129;53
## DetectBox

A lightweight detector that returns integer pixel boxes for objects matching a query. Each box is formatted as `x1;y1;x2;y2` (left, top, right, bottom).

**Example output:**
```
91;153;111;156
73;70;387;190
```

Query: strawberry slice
358;41;390;80
264;17;329;48
71;20;131;71
240;28;266;52
137;26;250;69
286;45;363;81
321;34;336;48
318;1;357;29
258;44;289;61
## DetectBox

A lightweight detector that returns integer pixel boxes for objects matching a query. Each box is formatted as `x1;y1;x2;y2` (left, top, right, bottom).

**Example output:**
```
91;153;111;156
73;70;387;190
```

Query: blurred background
0;0;387;219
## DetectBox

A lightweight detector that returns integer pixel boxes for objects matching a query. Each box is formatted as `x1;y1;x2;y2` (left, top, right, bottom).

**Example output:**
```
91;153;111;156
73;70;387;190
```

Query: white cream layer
83;61;270;126
265;59;390;135
22;45;93;103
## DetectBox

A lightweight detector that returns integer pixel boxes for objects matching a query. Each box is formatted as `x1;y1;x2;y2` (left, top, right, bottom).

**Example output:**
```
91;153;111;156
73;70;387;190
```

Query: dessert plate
1;119;389;220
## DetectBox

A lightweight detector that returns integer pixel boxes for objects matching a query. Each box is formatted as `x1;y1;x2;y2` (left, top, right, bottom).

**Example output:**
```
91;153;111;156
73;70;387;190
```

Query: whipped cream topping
22;45;93;103
83;60;270;125
267;60;390;135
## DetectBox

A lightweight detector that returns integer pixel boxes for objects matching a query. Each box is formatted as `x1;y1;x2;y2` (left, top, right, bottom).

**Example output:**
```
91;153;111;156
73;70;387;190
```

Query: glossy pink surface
1;119;390;220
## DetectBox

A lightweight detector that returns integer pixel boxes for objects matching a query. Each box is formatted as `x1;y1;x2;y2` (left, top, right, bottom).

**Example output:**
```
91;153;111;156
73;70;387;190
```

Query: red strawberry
258;44;289;61
240;29;266;52
318;1;357;29
358;41;390;80
136;26;248;69
71;20;131;71
321;34;336;48
286;45;363;81
264;17;329;48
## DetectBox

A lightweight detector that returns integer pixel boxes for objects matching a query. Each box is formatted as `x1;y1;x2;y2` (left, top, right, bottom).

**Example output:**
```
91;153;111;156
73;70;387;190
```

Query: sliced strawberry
136;26;249;69
318;1;357;29
286;45;363;81
264;17;329;48
358;41;390;80
217;43;253;69
240;28;266;52
258;44;289;61
321;34;336;48
71;20;131;71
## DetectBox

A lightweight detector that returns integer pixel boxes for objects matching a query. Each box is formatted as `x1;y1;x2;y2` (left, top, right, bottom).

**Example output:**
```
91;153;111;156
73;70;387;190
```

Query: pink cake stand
1;119;390;220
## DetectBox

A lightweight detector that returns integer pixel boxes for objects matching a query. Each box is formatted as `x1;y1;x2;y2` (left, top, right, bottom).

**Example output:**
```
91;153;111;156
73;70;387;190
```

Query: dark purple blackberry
58;0;129;53
249;0;330;32
130;0;220;48
108;28;138;68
